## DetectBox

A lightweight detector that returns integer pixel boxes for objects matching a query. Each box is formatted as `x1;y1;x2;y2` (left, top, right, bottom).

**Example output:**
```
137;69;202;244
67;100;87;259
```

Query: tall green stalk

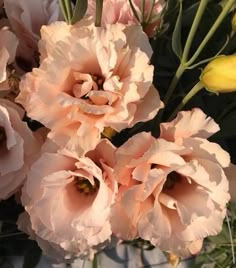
95;0;104;26
181;0;209;63
187;0;235;66
164;0;208;105
168;81;204;121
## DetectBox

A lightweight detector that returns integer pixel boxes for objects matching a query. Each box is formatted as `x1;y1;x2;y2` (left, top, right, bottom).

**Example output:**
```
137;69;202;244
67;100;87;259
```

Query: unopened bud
200;55;236;93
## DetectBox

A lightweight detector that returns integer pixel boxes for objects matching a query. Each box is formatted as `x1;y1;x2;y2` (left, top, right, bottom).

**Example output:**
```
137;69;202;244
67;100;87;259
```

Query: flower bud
232;13;236;32
200;55;236;93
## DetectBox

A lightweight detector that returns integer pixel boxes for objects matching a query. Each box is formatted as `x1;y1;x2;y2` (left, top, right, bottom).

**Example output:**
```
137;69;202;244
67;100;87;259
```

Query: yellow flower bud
200;55;236;93
232;13;236;32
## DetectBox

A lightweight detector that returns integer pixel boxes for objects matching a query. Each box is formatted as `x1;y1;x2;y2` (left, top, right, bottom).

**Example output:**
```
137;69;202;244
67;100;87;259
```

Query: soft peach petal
0;27;18;90
182;137;230;168
0;99;41;199
0;26;18;64
114;132;155;185
39;20;72;61
160;108;220;142
131;85;164;126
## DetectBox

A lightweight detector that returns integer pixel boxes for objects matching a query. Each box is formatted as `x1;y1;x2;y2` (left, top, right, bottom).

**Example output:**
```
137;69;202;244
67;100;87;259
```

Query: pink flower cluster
0;0;235;263
17;108;231;260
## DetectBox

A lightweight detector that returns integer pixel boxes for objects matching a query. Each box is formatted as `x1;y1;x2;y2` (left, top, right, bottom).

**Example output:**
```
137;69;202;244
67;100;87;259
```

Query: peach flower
16;18;163;157
20;139;118;260
0;27;18;91
110;108;230;257
4;0;61;69
87;0;166;36
0;98;40;199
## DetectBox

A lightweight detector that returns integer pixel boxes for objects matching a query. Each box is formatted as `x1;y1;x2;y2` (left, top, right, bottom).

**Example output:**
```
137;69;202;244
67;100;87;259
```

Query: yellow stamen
167;253;180;267
74;176;99;195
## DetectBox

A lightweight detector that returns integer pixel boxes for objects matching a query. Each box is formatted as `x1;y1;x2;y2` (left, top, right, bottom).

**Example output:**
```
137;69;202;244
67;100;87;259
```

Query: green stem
92;254;98;268
0;232;24;239
186;0;235;66
146;0;155;23
226;212;235;264
128;0;141;22
141;0;146;23
181;0;209;63
95;0;104;26
163;0;233;111
59;0;69;23
66;0;73;23
186;35;229;70
162;1;207;117
168;81;204;121
163;64;185;105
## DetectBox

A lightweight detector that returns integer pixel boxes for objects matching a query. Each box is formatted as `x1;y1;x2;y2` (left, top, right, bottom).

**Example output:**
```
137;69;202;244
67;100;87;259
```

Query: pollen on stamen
74;176;100;195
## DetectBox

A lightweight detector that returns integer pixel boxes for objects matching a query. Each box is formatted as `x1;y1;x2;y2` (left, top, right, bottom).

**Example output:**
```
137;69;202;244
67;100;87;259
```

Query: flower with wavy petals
20;139;117;260
110;108;230;257
16;17;163;157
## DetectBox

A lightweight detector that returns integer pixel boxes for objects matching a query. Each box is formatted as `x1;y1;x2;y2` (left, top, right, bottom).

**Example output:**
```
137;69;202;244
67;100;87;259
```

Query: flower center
0;127;6;145
74;73;105;101
74;176;100;195
91;74;104;90
163;171;182;190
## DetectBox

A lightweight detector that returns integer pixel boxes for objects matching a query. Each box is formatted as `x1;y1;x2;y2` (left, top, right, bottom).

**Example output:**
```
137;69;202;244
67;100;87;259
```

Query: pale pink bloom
87;0;166;36
0;98;41;199
0;27;18;91
110;108;230;257
20;139;118;260
16;18;163;157
224;164;236;203
4;0;61;69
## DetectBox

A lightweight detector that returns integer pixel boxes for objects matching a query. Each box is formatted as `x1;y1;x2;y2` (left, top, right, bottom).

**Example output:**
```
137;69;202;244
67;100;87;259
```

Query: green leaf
71;0;88;24
171;0;183;59
23;242;41;268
